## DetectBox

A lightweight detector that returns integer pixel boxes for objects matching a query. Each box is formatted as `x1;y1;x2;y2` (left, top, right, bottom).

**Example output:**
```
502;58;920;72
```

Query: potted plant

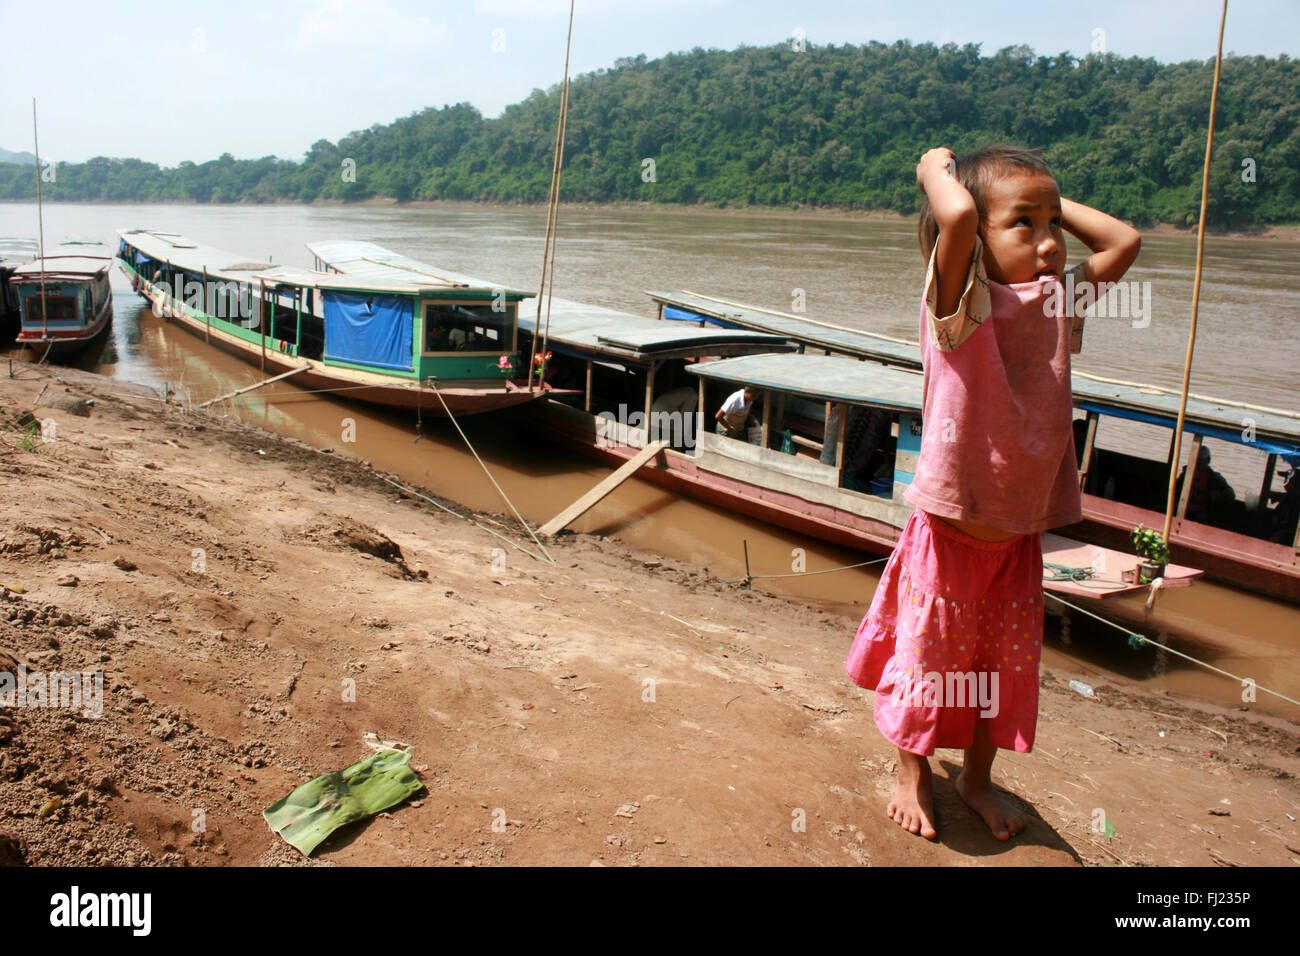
1129;524;1170;584
532;350;553;385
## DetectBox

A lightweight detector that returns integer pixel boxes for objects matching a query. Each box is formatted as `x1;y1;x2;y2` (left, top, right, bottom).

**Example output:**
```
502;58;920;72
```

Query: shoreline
3;196;1297;241
0;359;1296;866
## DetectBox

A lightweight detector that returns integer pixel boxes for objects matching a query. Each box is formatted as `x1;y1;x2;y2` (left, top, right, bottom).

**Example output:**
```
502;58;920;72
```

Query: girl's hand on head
917;147;978;319
917;148;958;192
1060;197;1142;287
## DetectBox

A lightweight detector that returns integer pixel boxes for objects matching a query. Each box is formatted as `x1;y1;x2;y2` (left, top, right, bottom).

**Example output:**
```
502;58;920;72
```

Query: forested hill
4;42;1298;228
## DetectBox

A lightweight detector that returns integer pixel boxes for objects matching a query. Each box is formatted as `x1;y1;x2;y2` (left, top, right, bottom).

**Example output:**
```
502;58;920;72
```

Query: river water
3;201;1298;717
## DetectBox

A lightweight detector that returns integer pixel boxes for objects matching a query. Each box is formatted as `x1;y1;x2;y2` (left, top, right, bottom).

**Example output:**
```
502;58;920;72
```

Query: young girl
845;145;1141;841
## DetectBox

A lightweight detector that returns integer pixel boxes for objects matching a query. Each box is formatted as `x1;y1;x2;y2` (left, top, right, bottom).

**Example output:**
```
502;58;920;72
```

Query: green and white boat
117;230;541;416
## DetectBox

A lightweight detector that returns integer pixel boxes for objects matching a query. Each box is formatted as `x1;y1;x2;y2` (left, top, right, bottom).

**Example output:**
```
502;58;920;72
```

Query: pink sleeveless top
904;241;1082;535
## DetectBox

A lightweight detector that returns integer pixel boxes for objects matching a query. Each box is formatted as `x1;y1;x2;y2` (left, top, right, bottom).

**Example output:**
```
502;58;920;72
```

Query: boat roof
14;245;113;280
520;298;796;362
1072;377;1300;450
120;229;341;288
118;230;529;299
688;353;924;411
307;240;532;299
652;288;1300;450
306;241;791;361
648;289;923;369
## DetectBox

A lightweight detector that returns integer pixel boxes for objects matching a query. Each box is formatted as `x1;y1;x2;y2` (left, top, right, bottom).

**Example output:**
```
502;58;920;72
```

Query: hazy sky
1;0;1293;167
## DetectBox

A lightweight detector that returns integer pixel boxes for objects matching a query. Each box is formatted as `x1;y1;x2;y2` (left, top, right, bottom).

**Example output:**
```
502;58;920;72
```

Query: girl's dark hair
917;146;1055;261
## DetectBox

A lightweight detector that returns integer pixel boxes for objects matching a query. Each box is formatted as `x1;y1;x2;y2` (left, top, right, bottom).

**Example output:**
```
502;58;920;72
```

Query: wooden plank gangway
197;366;309;409
539;440;670;536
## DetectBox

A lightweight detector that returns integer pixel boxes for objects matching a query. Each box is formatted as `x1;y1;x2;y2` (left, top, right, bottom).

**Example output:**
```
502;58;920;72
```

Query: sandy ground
0;360;1297;868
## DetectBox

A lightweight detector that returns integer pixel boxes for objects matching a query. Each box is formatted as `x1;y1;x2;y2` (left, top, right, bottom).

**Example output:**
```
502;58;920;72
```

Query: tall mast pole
33;98;48;338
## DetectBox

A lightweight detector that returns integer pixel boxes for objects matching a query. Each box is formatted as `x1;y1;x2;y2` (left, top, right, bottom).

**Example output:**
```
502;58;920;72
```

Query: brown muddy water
2;202;1298;718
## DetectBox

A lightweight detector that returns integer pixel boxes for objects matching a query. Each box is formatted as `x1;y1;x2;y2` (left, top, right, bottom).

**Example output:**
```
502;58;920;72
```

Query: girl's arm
917;147;978;318
1061;197;1141;287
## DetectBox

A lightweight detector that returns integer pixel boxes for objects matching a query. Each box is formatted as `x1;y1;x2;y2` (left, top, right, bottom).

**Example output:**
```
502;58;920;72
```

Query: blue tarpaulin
322;291;413;371
663;305;737;328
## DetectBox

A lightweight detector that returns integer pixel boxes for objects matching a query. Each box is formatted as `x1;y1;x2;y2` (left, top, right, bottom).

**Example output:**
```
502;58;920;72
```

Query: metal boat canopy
648;289;922;368
521;298;796;363
688;352;924;412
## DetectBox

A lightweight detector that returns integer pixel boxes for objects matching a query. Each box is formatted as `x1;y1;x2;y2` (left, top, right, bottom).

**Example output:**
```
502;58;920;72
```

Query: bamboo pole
528;0;575;393
1162;0;1228;544
32;99;48;340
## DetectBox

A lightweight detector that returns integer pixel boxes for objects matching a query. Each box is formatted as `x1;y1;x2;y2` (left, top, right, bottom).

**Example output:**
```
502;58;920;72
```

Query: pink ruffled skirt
845;509;1044;756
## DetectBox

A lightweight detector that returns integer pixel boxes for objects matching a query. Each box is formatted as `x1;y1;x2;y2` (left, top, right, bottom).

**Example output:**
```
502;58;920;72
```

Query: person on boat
844;145;1141;842
1178;444;1236;524
1270;464;1300;544
714;386;758;439
842;406;892;491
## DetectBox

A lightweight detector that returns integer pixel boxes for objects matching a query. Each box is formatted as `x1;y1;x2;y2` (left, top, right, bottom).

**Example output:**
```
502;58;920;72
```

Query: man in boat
1179;444;1237;524
1268;464;1299;544
715;386;758;440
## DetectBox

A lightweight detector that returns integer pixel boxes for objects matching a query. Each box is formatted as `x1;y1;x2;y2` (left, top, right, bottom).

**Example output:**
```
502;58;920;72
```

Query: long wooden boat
12;242;113;357
518;321;1199;591
648;290;1300;603
116;231;545;417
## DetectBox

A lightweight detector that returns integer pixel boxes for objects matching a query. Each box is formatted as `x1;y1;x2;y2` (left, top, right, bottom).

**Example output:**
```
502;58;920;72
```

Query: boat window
836;405;896;496
26;295;77;320
208;281;253;326
1084;415;1296;544
270;292;299;346
298;310;324;361
648;361;701;451
424;302;512;353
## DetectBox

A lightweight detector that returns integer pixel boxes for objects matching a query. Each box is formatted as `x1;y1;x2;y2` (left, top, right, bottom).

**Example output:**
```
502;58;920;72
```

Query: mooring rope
1044;590;1299;709
1042;561;1132;591
426;379;555;564
721;555;887;585
726;548;1296;708
379;475;551;566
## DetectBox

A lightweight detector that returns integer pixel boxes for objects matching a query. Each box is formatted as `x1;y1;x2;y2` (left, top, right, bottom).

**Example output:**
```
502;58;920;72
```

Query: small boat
648;290;1300;603
0;237;39;341
12;241;114;357
116;231;543;417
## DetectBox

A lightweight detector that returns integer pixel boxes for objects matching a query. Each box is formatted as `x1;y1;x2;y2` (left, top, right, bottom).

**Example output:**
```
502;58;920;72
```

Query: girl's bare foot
955;772;1028;840
888;751;937;840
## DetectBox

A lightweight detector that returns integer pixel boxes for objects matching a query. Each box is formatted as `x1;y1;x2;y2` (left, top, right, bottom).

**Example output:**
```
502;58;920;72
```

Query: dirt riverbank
0;360;1296;867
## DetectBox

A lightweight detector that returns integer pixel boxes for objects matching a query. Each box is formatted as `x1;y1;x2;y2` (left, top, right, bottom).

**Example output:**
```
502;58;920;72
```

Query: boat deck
521;298;795;363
